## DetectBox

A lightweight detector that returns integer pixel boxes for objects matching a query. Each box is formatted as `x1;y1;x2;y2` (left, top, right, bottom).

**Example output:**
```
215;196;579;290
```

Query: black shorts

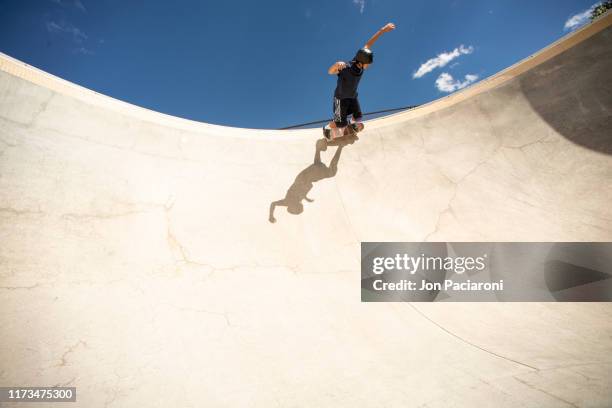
332;97;362;127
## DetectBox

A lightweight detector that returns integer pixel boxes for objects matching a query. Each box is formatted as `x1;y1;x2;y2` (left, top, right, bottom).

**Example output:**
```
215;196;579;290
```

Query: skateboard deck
343;122;364;136
323;122;364;141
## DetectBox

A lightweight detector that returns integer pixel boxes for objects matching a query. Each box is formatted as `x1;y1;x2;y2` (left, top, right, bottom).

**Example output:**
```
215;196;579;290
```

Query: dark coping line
278;104;421;130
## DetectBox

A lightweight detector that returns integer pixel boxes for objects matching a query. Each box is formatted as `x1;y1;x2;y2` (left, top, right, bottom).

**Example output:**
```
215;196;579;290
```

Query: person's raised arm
364;22;396;49
328;61;347;75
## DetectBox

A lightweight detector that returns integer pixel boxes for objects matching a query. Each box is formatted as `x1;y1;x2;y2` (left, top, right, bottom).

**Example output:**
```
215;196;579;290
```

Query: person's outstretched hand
382;23;396;32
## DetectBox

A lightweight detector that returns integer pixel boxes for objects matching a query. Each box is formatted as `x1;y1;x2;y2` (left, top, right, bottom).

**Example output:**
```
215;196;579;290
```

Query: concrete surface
1;13;611;408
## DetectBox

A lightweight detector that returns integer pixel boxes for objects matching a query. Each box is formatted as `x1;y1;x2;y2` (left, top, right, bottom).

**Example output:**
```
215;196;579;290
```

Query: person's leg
323;121;334;141
329;97;348;139
349;98;364;131
324;98;340;140
353;98;363;130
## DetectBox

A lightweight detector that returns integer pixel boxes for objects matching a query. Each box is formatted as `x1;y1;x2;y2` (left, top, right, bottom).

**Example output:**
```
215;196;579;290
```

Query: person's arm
269;200;285;223
328;61;347;75
363;22;396;49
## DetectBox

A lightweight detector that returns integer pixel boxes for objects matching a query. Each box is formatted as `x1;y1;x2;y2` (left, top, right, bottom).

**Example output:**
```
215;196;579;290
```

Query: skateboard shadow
268;135;358;223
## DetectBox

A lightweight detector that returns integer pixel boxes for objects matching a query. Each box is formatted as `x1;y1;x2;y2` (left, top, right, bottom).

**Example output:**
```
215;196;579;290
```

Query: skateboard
344;122;364;136
323;122;364;141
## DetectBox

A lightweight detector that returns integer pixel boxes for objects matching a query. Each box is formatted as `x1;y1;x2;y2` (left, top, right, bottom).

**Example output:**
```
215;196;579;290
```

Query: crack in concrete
0;93;55;128
1;115;212;166
408;303;539;371
0;283;41;290
424;185;458;242
503;135;558;151
513;376;579;408
536;361;612;375
60;207;156;221
475;376;511;394
44;196;171;223
0;207;44;217
160;302;233;327
103;384;120;408
27;94;55;127
333;180;361;246
163;195;301;274
55;340;87;368
0;136;19;147
52;376;77;387
421;103;567;242
511;195;541;209
421;108;505;241
163;195;211;268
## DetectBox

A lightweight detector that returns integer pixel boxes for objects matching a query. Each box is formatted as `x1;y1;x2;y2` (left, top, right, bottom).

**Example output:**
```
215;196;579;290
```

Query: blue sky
0;0;601;128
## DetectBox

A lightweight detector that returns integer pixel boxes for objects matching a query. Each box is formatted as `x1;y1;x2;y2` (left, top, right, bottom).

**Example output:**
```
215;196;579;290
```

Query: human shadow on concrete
521;25;612;155
269;135;357;223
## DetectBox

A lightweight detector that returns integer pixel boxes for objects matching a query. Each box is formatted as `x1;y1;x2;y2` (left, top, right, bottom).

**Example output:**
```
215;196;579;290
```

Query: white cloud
51;0;87;12
74;46;93;55
353;0;365;14
435;73;478;93
74;0;86;12
46;20;87;43
413;45;474;79
564;3;600;31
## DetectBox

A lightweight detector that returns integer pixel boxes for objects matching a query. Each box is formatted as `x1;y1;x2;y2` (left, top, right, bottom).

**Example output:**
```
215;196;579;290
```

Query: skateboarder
323;22;396;141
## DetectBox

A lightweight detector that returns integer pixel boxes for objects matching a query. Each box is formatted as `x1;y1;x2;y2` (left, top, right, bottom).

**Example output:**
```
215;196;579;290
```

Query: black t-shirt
334;61;363;99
